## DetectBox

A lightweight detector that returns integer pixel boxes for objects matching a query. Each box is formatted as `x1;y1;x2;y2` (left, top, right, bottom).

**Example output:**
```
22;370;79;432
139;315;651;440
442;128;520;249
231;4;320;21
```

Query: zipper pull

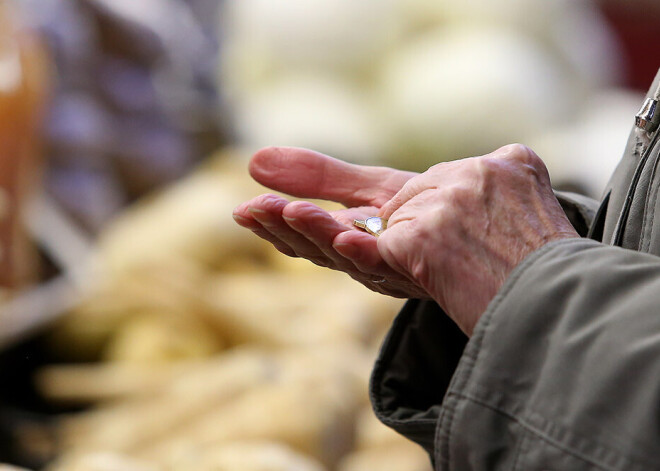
635;97;659;133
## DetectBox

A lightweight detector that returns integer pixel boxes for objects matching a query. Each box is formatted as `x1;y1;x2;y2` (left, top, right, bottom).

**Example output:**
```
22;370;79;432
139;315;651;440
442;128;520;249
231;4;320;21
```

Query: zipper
612;83;660;246
612;129;660;246
611;86;660;247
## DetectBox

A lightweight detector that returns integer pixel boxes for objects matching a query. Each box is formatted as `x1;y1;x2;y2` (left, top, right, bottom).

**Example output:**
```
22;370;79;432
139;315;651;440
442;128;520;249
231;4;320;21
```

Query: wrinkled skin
233;144;579;336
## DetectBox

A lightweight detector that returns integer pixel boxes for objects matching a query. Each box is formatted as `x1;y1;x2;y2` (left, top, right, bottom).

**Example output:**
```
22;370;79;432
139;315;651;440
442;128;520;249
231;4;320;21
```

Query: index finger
249;147;417;208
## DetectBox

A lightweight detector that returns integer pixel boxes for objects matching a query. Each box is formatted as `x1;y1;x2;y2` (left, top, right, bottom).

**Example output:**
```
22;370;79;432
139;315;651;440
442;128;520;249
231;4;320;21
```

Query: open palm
233;147;429;299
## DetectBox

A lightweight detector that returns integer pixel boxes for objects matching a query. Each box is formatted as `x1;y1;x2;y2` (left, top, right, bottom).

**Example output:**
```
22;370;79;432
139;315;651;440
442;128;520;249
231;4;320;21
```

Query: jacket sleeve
371;238;660;470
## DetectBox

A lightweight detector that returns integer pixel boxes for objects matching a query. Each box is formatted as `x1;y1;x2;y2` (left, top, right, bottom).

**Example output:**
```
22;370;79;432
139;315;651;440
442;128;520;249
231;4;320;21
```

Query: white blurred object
396;0;564;32
219;0;400;163
395;0;622;88
529;89;643;198
233;74;384;163
219;0;624;171
380;25;573;167
90;0;209;63
220;0;400;73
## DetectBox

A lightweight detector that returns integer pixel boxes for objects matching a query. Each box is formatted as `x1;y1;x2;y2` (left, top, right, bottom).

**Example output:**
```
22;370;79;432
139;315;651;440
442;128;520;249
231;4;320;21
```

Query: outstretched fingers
233;194;359;269
249;147;417;208
234;193;429;298
233;194;299;257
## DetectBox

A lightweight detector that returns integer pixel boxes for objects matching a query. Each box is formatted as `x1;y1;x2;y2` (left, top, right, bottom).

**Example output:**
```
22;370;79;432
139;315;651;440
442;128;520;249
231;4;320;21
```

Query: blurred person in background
235;68;660;469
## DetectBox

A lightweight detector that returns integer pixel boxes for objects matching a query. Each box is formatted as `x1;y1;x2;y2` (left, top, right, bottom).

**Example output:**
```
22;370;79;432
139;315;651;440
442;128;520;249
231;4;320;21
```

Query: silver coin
353;217;388;236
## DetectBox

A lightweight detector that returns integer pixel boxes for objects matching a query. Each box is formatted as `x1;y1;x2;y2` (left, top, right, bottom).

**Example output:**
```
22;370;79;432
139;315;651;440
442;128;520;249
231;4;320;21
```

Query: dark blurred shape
47;167;124;233
0;331;70;468
112;115;195;198
97;58;159;114
20;0;225;234
598;0;660;91
46;93;115;158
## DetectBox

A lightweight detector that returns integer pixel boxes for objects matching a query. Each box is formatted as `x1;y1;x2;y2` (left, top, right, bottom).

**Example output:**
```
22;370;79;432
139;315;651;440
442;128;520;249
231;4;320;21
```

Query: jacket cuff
369;238;592;458
369;298;467;455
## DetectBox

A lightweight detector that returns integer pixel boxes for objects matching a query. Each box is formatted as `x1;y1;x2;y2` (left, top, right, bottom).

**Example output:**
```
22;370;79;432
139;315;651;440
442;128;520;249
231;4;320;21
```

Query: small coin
353;217;388;236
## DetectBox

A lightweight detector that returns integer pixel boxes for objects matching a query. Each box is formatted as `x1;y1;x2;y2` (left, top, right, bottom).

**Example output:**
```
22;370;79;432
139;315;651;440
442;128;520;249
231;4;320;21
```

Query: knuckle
435;198;463;229
410;260;428;286
500;143;542;167
476;154;502;176
447;184;476;207
482;144;547;181
500;143;532;159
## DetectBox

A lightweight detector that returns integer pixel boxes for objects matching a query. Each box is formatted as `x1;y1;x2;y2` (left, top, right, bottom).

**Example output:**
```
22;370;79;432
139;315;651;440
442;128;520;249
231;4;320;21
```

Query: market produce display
22;149;421;471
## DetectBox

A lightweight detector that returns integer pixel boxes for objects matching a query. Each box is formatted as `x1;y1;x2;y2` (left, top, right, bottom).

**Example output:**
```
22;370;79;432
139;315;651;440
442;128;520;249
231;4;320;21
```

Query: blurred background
0;0;658;469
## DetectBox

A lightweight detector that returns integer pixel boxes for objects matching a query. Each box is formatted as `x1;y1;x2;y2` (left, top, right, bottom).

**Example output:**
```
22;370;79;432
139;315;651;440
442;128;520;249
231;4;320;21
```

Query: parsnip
141;373;358;468
165;440;326;471
93;151;271;275
205;270;393;348
46;452;160;471
57;349;275;453
337;444;432;471
35;362;194;404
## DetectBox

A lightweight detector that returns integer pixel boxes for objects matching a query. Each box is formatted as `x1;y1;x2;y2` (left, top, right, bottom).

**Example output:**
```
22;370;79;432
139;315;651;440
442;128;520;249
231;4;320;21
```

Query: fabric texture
370;69;660;470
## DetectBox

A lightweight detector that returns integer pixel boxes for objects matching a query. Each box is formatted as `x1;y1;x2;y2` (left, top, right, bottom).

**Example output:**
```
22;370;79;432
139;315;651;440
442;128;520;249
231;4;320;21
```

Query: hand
233;147;429;298
376;144;580;335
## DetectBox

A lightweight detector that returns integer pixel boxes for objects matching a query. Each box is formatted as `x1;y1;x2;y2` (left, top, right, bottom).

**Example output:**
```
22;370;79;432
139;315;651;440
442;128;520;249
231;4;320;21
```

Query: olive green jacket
370;69;660;470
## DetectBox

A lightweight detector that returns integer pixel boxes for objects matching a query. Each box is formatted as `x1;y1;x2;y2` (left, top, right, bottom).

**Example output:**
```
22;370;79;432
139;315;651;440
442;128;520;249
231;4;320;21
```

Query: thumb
249;147;417;208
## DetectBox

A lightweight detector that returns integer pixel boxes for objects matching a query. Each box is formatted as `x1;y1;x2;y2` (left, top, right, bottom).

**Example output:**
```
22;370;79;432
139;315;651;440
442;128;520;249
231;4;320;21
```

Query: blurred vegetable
32;145;411;469
380;25;573;167
219;0;624;188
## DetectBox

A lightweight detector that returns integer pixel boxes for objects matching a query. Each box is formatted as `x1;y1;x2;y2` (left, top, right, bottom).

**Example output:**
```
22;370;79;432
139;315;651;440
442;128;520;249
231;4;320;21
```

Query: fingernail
233;214;250;224
248;207;266;215
334;243;358;259
248;207;272;224
283;215;303;229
